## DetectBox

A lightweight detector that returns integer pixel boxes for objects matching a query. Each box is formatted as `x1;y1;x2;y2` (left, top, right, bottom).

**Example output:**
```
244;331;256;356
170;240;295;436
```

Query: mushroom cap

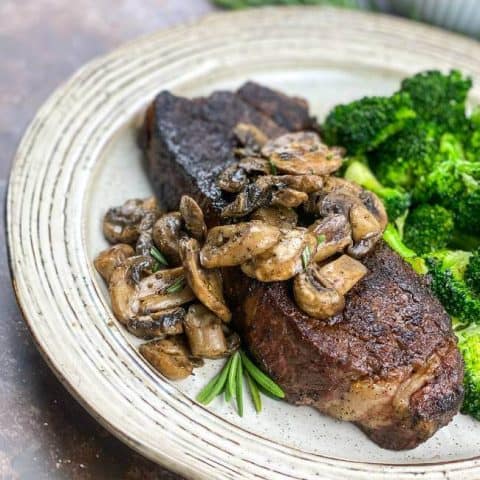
108;256;154;325
241;227;317;282
103;197;159;245
152;212;183;265
94;243;135;282
293;265;345;319
179;195;207;241
139;337;193;380
271;188;308;208
217;164;248;193
250;206;298;229
127;307;185;339
184;304;228;358
179;237;231;322
309;214;352;262
137;266;195;313
200;220;281;268
317;254;368;295
262;132;343;175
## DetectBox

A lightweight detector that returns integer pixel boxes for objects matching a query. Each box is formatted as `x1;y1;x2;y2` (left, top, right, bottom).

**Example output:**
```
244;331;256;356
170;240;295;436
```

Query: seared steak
141;82;464;450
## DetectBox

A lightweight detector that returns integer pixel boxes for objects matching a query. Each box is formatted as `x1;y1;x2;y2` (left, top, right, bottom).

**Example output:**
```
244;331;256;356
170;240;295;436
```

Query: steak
140;82;464;450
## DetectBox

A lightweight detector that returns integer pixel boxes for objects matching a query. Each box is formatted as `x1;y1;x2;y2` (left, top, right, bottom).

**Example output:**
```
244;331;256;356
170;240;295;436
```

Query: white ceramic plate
7;7;480;479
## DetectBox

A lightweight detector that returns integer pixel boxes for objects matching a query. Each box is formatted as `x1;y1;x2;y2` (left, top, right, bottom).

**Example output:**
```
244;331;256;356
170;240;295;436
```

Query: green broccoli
455;322;480;420
322;93;416;154
426;250;480;324
421;133;480;234
383;224;428;274
369;121;439;192
403;204;455;255
400;70;472;134
466;248;480;295
343;159;411;220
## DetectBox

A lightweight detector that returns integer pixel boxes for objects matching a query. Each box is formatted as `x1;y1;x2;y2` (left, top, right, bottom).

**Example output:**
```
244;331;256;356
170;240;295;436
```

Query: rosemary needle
150;246;169;266
245;369;262;413
240;351;285;398
235;356;244;417
227;352;240;401
197;356;233;405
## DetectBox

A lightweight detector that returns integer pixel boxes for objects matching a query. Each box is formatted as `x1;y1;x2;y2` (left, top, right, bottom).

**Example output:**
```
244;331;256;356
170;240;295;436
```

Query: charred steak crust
140;82;464;450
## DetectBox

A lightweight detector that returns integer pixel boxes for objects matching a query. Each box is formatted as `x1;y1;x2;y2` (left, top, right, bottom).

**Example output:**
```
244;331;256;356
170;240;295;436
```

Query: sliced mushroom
309;214;352;262
152;212;183;265
221;176;274;218
324;177;388;231
179;238;231;322
127;307;185;339
272;175;324;193
250;206;298;228
109;261;194;326
271;188;308;208
217;164;248;193
349;203;381;243
109;256;155;325
241;228;317;282
293;264;345;319
103;197;159;245
323;176;363;197
317;255;368;295
136;209;161;256
347;203;382;258
200;220;281;268
94;244;135;282
262;131;322;156
262;132;343;175
360;190;388;230
184;304;228;358
234;122;268;151
179;196;207;241
137;267;195;313
320;189;386;258
238;156;271;174
140;337;193;380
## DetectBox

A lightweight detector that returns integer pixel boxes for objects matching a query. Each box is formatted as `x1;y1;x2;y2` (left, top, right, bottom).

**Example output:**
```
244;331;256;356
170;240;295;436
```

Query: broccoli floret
369;121;439;192
322;93;416;154
420;133;480;234
400;70;472;133
455;322;480;420
343;159;411;220
466;248;480;295
403;204;455;255
383;224;428;274
426;250;480;324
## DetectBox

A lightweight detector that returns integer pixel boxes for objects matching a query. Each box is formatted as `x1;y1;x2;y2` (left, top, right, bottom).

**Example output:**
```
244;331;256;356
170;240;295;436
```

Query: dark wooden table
1;1;215;478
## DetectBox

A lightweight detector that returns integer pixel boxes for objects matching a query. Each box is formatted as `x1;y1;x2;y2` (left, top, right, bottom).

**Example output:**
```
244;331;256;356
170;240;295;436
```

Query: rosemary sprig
197;355;233;404
150;246;169;267
197;349;284;415
301;245;311;270
245;370;262;412
316;234;326;245
235;356;244;417
166;276;185;293
240;351;285;399
269;158;278;175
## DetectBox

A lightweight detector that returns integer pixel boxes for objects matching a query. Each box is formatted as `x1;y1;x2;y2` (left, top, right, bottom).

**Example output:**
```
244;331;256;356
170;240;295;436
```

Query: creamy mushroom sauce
94;124;387;380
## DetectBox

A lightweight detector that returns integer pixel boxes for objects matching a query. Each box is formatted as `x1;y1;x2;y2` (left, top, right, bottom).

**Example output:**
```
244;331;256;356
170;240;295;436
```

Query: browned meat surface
140;82;464;450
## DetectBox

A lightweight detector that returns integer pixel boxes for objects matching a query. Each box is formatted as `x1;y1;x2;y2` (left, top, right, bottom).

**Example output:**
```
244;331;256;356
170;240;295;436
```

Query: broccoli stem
344;159;384;195
383;224;428;274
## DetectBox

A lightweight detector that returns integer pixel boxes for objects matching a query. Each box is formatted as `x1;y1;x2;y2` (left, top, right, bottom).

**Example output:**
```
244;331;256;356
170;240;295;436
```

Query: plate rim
7;6;480;479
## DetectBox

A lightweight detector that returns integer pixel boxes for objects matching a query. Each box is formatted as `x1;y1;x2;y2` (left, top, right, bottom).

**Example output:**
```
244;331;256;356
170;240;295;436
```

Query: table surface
0;1;216;478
